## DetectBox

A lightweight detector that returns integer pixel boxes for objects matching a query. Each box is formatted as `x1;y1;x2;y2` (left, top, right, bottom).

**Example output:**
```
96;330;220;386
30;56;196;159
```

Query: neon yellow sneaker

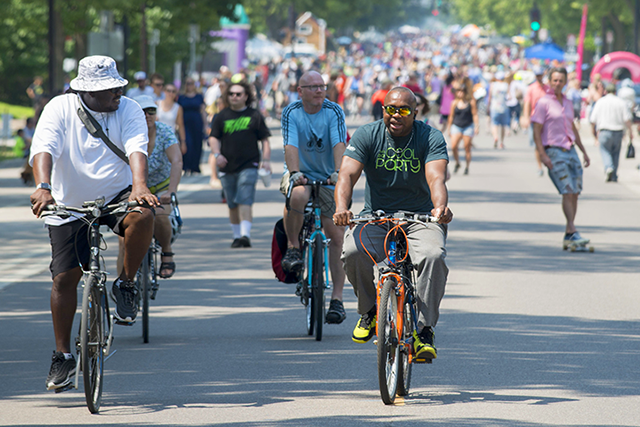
352;309;376;343
413;328;437;361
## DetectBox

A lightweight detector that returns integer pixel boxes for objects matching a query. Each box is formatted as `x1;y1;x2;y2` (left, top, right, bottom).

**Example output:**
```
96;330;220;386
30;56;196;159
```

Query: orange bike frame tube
376;273;404;338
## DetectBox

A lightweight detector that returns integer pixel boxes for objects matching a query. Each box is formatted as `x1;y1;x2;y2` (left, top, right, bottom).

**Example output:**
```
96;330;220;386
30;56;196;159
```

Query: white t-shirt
30;93;148;225
589;93;631;131
126;86;154;98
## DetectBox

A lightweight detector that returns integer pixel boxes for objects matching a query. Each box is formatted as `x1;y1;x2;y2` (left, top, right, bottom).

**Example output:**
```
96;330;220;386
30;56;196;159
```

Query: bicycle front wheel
140;250;152;344
80;275;106;413
378;277;400;404
397;296;415;396
312;234;325;341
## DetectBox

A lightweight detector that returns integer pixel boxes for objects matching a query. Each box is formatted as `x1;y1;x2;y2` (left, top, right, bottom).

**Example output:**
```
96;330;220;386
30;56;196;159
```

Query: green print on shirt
224;116;251;134
376;147;421;173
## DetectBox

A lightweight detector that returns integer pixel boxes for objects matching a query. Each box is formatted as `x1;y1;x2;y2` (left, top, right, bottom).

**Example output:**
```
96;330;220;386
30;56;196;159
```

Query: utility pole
140;2;148;73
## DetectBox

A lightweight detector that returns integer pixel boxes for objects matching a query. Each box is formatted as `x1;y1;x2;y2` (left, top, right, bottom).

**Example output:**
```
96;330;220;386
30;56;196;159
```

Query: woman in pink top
439;73;456;131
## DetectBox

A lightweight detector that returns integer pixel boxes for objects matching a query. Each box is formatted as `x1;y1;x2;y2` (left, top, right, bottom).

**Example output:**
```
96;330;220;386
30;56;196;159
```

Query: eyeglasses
165;88;176;93
144;108;157;116
228;92;245;97
384;105;413;116
152;82;164;87
455;88;465;92
300;84;328;91
107;86;124;94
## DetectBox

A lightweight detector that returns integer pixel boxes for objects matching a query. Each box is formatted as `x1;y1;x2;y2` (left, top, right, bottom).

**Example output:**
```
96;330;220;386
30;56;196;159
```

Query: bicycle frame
304;181;330;293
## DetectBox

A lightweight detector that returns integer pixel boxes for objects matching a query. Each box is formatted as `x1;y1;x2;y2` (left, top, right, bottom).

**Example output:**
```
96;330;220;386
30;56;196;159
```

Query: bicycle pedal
413;357;433;364
54;383;74;393
114;319;136;326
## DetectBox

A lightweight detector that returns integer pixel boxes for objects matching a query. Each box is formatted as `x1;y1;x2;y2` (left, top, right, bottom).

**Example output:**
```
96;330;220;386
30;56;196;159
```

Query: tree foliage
449;0;636;54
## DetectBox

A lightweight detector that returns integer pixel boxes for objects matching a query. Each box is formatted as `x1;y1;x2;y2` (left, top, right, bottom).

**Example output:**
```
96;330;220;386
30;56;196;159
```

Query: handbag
76;97;130;165
626;141;635;159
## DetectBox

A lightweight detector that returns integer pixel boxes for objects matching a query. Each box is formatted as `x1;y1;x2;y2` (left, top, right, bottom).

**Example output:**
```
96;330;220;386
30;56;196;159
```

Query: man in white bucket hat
29;55;159;392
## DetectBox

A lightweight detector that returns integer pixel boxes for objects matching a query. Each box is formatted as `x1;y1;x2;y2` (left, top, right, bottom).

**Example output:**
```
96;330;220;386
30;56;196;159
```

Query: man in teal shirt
334;87;452;361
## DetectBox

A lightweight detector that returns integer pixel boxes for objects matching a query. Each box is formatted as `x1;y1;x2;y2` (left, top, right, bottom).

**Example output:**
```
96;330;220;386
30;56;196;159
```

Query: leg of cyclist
405;222;448;360
112;207;154;323
342;224;387;342
321;216;346;323
154;206;175;278
51;268;83;354
281;185;311;272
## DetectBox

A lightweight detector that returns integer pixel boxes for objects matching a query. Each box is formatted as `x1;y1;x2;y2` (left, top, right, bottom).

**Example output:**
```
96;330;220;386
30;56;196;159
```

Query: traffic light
530;5;541;42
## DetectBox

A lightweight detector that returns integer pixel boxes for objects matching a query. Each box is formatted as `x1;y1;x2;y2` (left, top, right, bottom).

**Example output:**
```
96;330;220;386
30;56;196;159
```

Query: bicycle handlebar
285;176;333;210
40;199;141;220
351;210;439;224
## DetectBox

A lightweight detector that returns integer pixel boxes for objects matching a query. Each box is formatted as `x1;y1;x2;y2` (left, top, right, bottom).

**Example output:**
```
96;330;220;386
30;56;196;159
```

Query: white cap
134;71;147;81
494;71;505;80
69;56;128;92
133;95;157;110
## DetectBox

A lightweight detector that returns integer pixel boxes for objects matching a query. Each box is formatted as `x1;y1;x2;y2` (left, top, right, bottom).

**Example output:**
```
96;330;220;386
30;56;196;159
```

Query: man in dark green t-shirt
334;87;453;362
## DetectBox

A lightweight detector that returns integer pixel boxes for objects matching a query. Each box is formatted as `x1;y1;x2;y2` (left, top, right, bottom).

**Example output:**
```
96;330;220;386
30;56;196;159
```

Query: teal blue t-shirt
345;120;448;215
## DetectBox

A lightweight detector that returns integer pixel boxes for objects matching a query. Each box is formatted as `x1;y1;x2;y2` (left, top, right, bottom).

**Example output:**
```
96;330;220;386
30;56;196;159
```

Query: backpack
271;218;299;283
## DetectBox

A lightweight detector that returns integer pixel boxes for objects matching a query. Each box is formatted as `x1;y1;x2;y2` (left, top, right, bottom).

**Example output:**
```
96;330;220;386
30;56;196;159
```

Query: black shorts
48;187;132;279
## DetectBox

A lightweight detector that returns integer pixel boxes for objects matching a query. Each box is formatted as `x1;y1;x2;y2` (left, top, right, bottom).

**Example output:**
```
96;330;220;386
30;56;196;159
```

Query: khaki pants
342;221;448;329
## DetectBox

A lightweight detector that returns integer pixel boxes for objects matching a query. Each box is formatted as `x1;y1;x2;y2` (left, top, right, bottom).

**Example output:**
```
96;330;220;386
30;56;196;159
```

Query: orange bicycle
351;210;439;404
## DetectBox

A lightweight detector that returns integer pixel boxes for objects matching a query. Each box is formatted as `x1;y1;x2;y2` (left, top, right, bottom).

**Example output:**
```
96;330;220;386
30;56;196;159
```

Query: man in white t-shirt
126;71;155;98
29;56;159;392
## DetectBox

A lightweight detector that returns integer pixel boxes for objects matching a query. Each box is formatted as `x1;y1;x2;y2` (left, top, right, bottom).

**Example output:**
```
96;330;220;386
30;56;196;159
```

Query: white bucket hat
69;55;128;92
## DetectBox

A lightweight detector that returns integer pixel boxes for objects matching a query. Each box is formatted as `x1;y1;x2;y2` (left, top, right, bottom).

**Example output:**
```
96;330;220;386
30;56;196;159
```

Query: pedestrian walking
209;80;271;248
531;67;591;249
178;77;207;175
521;66;549;175
589;82;632;182
488;70;509;149
446;77;479;175
126;71;154;98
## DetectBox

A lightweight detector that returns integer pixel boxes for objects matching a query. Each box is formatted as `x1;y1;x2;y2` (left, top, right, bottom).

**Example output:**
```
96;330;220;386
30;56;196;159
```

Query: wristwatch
214;153;220;158
36;182;52;191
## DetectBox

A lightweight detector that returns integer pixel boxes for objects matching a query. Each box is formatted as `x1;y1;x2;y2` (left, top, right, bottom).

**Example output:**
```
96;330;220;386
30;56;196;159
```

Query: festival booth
591;51;640;83
524;42;565;61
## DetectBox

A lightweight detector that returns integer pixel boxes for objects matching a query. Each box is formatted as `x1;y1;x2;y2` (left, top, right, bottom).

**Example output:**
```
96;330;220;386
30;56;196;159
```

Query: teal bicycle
286;180;331;341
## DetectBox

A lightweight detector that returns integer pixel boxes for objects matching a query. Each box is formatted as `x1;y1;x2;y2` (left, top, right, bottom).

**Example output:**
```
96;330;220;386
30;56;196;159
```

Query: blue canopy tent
524;42;565;61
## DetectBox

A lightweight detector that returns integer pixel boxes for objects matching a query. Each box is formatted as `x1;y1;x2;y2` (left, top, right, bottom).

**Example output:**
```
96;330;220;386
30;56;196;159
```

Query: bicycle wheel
312;234;325;341
140;250;151;344
303;245;314;336
377;277;400;405
397;296;415;396
80;275;106;413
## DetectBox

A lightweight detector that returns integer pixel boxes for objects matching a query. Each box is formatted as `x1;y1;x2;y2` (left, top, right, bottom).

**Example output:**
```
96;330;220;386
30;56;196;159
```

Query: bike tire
377;277;400;405
303;245;314;336
312;234;325;341
397;297;415;396
80;275;105;414
140;251;151;344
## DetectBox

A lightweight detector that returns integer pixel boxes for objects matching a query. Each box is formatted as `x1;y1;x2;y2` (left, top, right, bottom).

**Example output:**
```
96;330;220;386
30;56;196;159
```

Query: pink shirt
524;81;549;114
530;93;575;150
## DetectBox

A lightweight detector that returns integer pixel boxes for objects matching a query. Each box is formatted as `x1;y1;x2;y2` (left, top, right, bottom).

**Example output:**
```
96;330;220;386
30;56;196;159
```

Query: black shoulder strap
76;98;130;165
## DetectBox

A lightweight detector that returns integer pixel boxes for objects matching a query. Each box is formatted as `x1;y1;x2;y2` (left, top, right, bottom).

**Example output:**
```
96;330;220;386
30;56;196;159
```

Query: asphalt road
1;119;640;426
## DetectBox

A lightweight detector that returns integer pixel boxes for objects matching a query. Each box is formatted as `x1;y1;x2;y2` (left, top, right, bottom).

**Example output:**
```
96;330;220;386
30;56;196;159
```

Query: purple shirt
530;93;575;151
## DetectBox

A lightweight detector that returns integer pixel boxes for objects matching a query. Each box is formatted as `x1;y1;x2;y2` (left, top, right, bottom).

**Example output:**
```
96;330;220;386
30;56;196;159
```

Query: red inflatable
591;51;640;83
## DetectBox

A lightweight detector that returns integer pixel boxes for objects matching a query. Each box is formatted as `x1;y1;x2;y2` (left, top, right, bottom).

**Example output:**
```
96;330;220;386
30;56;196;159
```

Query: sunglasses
384;105;413;116
300;84;328;91
104;86;124;94
165;88;177;93
229;92;245;97
144;108;157;115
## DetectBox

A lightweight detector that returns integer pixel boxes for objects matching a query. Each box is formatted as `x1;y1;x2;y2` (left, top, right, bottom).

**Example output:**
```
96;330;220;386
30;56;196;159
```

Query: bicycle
351;210;439;405
285;179;331;341
41;197;140;413
138;192;182;343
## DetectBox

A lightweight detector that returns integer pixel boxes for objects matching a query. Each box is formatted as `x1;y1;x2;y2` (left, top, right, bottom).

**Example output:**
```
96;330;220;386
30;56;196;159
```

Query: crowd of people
14;24;640;395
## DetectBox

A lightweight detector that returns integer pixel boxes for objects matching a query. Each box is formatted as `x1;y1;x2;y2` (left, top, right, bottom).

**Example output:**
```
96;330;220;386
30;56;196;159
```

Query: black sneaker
281;247;303;272
231;238;243;248
238;236;251;247
326;299;346;324
46;351;76;390
112;278;138;323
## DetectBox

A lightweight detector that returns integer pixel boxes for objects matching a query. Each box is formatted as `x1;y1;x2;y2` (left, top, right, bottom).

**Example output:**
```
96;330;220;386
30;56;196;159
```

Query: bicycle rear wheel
140;250;152;343
377;277;400;404
80;275;106;413
397;296;415;396
312;234;325;341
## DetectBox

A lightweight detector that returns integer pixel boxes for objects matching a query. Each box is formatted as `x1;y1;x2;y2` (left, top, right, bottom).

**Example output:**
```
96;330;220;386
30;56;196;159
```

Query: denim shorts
491;111;510;126
451;123;475;137
545;146;583;194
219;167;259;209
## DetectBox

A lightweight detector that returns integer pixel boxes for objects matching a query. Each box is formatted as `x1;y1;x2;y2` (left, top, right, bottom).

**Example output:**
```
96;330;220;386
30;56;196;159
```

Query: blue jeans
598;130;623;179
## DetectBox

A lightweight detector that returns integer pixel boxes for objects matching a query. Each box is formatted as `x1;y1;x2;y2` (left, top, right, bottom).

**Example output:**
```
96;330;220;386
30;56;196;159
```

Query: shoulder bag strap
76;97;130;165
